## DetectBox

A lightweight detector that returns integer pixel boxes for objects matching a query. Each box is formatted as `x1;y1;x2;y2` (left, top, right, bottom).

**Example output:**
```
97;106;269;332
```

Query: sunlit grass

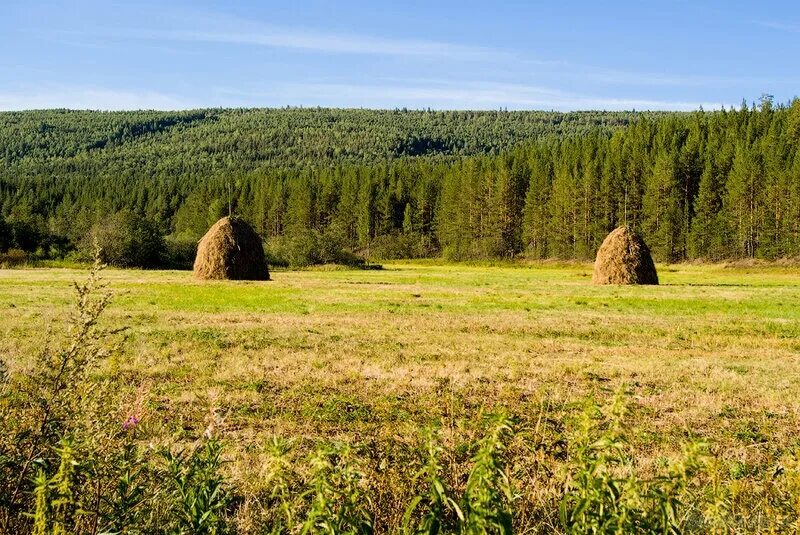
2;261;800;529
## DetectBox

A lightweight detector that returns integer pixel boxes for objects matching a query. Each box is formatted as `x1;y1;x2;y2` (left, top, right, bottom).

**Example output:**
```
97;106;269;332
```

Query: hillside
1;103;799;265
0;107;640;166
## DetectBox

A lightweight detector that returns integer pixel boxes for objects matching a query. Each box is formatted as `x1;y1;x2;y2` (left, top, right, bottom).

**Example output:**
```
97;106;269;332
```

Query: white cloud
0;88;190;111
133;25;508;61
260;81;730;111
0;82;732;112
753;20;800;33
48;3;515;62
581;69;779;88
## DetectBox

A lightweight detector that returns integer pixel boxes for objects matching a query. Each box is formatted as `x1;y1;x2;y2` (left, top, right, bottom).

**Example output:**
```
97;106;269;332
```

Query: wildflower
122;415;140;430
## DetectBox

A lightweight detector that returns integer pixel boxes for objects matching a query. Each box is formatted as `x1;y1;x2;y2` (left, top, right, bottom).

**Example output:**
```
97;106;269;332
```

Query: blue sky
1;0;799;111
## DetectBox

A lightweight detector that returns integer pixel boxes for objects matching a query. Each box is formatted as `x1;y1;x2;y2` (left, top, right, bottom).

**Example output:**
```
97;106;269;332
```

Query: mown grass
2;262;800;531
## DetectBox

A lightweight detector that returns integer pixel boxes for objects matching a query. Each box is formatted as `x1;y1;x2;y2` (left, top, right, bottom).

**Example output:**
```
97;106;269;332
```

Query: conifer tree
724;144;764;258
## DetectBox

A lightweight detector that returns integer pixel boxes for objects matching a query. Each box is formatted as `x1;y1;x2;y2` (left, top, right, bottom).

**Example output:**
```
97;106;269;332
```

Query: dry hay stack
592;226;658;285
193;216;270;280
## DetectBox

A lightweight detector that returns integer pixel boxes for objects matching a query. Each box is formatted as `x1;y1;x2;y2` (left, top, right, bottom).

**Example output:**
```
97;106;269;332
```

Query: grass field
3;262;800;531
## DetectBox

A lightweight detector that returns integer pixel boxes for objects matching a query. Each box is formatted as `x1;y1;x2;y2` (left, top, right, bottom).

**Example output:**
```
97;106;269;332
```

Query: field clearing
3;262;800;530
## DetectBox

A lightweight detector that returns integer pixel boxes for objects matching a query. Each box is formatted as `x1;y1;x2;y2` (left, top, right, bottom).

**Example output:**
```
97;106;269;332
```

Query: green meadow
2;262;800;532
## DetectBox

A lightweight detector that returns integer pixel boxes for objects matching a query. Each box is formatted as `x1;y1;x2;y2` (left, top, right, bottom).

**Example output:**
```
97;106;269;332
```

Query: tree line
1;101;799;265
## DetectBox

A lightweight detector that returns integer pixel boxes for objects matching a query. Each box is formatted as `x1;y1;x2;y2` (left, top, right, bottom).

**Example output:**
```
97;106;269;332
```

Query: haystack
592;226;658;285
193;217;270;280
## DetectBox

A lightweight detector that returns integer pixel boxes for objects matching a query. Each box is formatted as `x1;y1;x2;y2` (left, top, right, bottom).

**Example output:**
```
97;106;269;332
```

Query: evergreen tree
402;203;414;235
690;162;726;260
724;145;764;258
522;149;553;258
642;152;682;261
548;163;578;258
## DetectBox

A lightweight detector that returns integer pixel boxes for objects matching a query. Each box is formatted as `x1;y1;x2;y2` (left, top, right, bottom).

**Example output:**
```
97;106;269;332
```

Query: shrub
86;210;165;268
265;229;366;268
402;431;463;534
6;210;46;252
403;415;516;535
461;415;515;534
0;248;28;268
0;254;120;530
0;255;235;533
369;233;434;260
265;232;317;268
165;235;198;270
301;443;374;534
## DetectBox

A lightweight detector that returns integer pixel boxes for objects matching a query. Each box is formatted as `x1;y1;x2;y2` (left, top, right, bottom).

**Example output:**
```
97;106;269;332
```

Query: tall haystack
194;217;270;280
592;226;658;285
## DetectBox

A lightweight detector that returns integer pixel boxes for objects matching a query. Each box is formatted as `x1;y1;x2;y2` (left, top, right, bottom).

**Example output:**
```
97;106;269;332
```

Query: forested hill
0;107;643;261
0;107;640;166
1;102;799;267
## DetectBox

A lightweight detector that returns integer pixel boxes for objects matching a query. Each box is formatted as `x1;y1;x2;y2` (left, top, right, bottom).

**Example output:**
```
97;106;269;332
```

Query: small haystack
193;217;270;280
592;226;658;285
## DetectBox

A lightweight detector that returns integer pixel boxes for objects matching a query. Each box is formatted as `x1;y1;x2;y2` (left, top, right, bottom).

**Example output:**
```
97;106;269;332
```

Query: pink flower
122;415;140;430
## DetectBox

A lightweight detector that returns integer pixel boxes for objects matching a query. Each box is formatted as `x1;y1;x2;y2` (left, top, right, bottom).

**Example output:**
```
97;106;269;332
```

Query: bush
6;210;46;252
369;232;434;260
0;256;118;530
0;256;235;533
87;210;165;268
403;416;515;535
162;438;230;534
265;228;366;268
0;248;28;268
164;235;198;270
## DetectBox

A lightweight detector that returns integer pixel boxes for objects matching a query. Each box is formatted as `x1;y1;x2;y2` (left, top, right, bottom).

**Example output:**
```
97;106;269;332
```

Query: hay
193;217;270;281
592;226;658;285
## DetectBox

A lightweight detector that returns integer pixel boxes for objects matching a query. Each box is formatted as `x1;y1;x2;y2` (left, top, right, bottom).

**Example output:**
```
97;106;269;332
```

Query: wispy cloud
580;68;791;88
0;81;734;113
222;81;730;111
0;87;190;111
123;25;768;89
42;5;760;91
130;25;509;61
752;20;800;33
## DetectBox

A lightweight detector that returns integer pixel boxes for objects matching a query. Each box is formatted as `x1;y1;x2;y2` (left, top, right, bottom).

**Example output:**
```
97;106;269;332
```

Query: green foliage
30;437;81;535
461;415;515;534
402;432;463;534
300;443;373;534
99;442;148;534
88;210;165;268
0;254;113;527
162;438;230;534
265;227;366;268
403;416;515;535
7;105;800;265
559;390;706;534
30;470;49;535
0;214;10;251
0;248;28;268
259;437;299;533
164;235;198;270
